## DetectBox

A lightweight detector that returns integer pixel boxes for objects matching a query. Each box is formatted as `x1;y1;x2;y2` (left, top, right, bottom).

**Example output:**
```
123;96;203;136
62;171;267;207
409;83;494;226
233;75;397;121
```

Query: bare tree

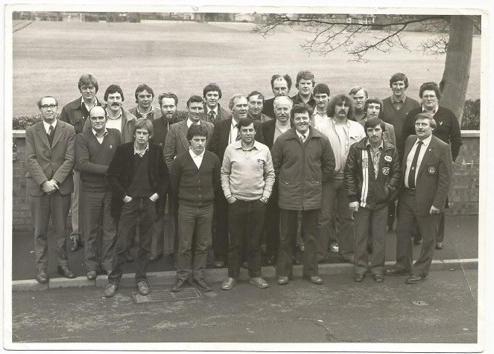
254;14;480;123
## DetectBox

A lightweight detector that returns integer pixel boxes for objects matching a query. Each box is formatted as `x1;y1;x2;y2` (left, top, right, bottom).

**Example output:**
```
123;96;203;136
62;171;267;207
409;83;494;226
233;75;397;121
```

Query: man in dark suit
104;119;169;297
210;94;264;267
262;74;292;119
26;96;76;283
202;83;231;123
386;113;453;284
60;73;103;252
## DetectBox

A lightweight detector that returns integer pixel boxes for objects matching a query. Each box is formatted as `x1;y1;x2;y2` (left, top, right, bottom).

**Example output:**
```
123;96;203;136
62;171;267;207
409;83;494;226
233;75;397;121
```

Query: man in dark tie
202;83;231;123
26;96;76;283
386;113;452;284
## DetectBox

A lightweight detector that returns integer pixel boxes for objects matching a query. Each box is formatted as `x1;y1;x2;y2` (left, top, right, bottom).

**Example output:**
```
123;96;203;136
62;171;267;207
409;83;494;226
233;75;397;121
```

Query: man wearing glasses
25;96;76;284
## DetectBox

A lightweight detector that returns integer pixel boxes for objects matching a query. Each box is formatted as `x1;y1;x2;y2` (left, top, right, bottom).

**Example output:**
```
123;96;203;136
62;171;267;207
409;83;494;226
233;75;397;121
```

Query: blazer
60;97;103;134
401;135;453;215
210;118;264;163
25;120;75;196
203;103;232;123
163;119;214;169
107;142;169;219
262;97;275;119
151;111;187;149
261;119;292;149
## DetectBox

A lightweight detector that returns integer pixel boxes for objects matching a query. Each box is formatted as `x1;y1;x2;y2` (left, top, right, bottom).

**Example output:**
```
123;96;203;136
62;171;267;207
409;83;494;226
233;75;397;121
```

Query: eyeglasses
40;104;57;109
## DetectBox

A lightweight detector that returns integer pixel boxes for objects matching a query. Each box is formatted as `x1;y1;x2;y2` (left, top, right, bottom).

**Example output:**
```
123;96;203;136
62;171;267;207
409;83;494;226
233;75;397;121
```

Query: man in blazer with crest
26;96;76;283
386;112;453;284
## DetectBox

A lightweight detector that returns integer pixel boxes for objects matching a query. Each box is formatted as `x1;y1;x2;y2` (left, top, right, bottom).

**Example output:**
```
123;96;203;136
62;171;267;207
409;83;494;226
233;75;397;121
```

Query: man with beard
262;74;292;119
291;71;316;111
247;91;272;123
359;98;396;147
348;87;368;124
202;83;231;123
129;84;162;121
152;92;187;149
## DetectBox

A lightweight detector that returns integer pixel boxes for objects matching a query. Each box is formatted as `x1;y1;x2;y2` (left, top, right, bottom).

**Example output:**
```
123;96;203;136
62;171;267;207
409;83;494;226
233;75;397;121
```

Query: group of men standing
24;70;461;297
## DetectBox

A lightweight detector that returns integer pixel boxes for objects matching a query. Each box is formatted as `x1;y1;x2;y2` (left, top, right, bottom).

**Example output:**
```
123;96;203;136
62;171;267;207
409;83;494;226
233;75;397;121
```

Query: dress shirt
366;140;384;179
133;143;149;158
229;119;239;144
313;112;331;138
81;97;98;114
92;128;108;144
189;148;205;169
296;130;308;143
186;118;201;128
207;106;218;121
43;119;57;135
404;135;432;188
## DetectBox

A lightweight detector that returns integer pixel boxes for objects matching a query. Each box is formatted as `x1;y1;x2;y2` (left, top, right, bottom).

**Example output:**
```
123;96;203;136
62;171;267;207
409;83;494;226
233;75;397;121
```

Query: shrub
12;114;43;130
461;99;480;130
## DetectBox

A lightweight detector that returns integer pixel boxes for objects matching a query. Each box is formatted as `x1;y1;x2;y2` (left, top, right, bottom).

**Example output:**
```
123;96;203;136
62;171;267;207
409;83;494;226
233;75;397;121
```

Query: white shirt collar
43;119;57;134
296;130;308;141
187;118;201;128
207;105;218;115
92;128;108;138
415;134;433;148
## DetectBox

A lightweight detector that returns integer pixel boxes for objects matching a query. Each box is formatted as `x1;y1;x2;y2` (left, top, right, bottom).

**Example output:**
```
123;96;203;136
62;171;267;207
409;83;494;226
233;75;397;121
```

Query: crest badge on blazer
428;166;436;174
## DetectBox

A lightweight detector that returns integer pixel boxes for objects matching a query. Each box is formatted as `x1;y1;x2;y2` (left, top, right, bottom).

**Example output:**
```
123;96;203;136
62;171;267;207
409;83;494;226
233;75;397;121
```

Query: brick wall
11;130;480;229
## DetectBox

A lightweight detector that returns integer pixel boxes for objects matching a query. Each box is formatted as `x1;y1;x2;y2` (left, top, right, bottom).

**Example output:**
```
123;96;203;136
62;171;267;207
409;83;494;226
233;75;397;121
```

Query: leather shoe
373;274;384;283
103;283;118;298
277;276;289;285
194;278;212;292
354;273;365;282
249;277;269;289
435;242;443;250
306;275;323;285
221;277;235;290
86;271;97;280
57;265;76;279
171;278;188;292
35;270;49;284
405;274;426;284
69;234;81;252
136;280;151;295
385;267;410;276
214;260;225;268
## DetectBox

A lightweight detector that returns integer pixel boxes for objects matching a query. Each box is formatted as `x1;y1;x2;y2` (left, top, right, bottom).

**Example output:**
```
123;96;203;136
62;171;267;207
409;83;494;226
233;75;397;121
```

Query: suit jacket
262;97;275;119
60;97;103;134
25;120;75;196
203;103;232;123
210;118;264;163
151;111;188;149
261;119;292;149
163;119;214;169
401;135;453;215
107;142;169;219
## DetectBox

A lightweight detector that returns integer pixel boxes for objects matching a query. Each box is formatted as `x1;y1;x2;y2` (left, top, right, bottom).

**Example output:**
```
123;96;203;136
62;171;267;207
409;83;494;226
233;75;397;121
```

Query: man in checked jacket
344;117;400;283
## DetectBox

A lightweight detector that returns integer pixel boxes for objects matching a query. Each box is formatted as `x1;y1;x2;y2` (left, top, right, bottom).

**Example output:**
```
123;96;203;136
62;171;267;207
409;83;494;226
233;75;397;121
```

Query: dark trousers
317;181;332;260
354;206;387;276
31;192;71;271
175;203;213;281
109;198;156;283
277;209;319;278
326;178;354;256
81;189;116;272
227;200;266;279
262;187;280;261
395;190;439;276
213;194;229;262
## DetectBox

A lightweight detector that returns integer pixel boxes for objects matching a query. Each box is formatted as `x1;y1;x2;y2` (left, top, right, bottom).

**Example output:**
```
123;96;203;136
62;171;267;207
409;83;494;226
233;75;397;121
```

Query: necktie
407;141;423;189
48;125;55;146
300;133;306;143
235;124;241;141
209;111;215;122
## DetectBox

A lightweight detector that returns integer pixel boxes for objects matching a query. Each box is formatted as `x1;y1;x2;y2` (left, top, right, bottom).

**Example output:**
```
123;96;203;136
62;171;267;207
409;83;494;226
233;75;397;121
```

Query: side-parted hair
134;118;154;136
295;70;315;87
389;72;409;89
247;90;264;102
270;74;292;90
327;94;355;120
203;83;222;98
313;83;330;96
414;112;437;129
364;117;386;133
104;84;125;102
186;95;204;108
419;82;441;100
78;73;99;93
348;86;368;98
37;96;58;108
290;103;313;120
237;117;255;129
364;98;384;119
273;95;293;109
135;84;155;102
158;92;179;106
228;94;247;110
187;124;209;141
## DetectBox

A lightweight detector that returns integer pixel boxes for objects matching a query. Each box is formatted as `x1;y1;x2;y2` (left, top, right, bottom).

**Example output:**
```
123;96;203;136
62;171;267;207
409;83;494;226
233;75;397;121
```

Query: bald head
89;105;107;133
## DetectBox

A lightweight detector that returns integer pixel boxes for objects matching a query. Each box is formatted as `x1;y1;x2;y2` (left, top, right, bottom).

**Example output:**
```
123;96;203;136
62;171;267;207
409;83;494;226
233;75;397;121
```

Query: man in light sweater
220;117;275;290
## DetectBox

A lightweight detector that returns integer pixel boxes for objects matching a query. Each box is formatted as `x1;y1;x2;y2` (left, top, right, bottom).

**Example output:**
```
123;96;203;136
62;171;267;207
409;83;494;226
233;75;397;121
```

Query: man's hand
349;201;359;213
227;196;237;204
430;205;441;214
259;196;269;204
149;193;159;202
49;179;60;190
41;180;56;194
123;195;133;203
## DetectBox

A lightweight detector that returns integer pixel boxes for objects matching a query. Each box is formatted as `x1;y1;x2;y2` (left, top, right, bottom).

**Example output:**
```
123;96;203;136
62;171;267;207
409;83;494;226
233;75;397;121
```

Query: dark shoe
405;274;426;284
194;278;212;292
35;270;49;284
249;277;269;289
221;277;235;290
125;251;134;263
86;271;97;280
241;261;248;269
435;242;443;250
367;243;373;254
214;260;225;268
373;274;384;283
354;273;365;282
69;234;81;252
104;283;118;298
57;265;76;279
385;267;410;276
413;237;423;245
306;275;323;285
136;280;151;295
277;276;289;285
171;278;187;292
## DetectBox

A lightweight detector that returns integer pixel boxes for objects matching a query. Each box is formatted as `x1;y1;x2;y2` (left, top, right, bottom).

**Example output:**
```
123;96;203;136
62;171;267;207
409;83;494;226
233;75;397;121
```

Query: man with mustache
129;84;162;121
202;83;231;123
272;103;334;285
325;94;366;263
247;91;272;123
386;113;452;284
291;71;316;111
262;74;292;119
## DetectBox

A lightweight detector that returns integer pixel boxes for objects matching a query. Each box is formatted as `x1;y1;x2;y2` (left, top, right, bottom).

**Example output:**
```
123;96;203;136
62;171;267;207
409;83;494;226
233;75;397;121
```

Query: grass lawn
12;20;481;116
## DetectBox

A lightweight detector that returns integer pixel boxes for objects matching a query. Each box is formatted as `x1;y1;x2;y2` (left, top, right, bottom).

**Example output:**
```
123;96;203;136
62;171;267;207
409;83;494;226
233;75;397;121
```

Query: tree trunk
440;16;473;124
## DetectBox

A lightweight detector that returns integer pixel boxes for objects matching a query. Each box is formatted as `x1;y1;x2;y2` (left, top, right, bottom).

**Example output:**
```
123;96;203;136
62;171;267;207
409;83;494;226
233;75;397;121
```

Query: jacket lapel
51;121;63;148
179;121;189;152
36;123;51;148
417;138;435;179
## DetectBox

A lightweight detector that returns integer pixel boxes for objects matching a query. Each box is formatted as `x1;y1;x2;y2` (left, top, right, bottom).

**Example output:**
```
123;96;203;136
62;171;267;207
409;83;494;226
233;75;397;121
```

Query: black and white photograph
3;0;490;352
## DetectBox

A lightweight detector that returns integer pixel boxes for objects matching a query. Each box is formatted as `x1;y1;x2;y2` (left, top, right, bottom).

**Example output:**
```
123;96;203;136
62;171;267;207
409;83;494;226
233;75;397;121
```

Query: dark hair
295;70;315;87
187;124;209;141
414;112;437;129
104;84;125;102
389;72;409;89
158;92;178;106
364;117;386;133
363;98;384;119
237;117;255;129
134;84;155;103
78;74;99;93
203;83;222;99
327;94;355;120
186;95;204;108
134;118;153;136
247;90;264;102
37;96;58;108
270;74;292;90
290;103;313;120
419;82;441;100
348;86;368;98
313;83;330;96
